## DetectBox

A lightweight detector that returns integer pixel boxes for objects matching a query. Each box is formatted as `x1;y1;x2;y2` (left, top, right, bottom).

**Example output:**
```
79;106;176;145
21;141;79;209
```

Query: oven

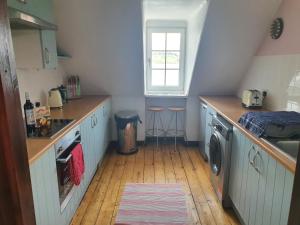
55;125;81;212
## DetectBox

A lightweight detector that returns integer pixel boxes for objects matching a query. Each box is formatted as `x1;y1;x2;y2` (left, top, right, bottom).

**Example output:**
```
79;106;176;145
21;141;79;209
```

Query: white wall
189;0;282;95
238;55;300;111
238;0;300;112
185;1;209;94
54;0;144;97
54;0;146;140
12;30;65;110
54;0;282;142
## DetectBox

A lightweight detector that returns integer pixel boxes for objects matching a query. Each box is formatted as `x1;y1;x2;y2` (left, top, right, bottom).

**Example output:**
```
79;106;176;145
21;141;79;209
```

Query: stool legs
146;110;164;147
166;109;186;149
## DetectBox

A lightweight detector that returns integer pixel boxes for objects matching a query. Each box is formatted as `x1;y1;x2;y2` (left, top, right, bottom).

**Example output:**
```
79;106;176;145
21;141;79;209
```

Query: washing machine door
209;132;222;176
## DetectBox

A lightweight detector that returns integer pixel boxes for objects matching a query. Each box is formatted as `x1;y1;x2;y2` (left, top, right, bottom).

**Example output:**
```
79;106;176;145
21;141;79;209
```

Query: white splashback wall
11;30;65;109
238;54;300;112
238;0;300;112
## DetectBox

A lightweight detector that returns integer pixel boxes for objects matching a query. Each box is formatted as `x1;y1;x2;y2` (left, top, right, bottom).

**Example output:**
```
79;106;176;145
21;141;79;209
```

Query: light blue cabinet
204;106;216;161
40;30;58;69
8;0;55;23
8;0;58;69
30;99;112;225
29;146;61;225
229;127;294;225
199;102;207;155
103;98;112;150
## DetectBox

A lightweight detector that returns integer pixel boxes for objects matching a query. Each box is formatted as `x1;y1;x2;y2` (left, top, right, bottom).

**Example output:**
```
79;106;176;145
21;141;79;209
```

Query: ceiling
143;0;207;20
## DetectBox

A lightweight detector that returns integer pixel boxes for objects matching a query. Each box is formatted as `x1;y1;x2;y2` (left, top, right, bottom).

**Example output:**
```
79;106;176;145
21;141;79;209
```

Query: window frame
146;22;186;93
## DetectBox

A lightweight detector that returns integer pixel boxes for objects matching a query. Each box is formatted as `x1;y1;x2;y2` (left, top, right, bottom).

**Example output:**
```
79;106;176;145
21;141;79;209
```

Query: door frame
288;144;300;225
0;0;36;224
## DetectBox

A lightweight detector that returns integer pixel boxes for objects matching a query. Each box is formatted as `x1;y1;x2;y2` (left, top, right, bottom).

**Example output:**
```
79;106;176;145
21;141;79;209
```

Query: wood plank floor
71;144;241;225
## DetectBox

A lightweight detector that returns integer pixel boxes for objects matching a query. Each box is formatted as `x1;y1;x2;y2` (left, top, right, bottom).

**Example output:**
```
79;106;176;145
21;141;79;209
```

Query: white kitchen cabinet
29;146;61;225
8;0;58;69
30;99;112;225
199;102;207;158
229;127;294;225
204;105;216;161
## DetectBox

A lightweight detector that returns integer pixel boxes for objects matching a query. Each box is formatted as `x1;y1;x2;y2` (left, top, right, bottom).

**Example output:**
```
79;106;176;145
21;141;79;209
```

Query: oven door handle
57;154;72;164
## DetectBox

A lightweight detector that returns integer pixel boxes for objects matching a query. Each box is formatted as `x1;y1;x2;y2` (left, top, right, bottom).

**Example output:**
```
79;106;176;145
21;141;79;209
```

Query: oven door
209;132;222;176
56;143;77;211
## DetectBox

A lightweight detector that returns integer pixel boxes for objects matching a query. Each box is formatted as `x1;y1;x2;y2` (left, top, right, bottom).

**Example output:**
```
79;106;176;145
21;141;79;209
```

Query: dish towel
70;143;85;185
238;111;300;137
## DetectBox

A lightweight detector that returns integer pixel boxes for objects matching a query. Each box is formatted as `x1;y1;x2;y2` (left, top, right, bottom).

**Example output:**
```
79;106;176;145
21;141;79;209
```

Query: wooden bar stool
146;107;165;146
166;107;186;149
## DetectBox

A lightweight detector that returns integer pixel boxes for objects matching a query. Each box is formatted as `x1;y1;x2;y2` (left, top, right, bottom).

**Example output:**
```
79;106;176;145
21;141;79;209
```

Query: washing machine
209;114;233;208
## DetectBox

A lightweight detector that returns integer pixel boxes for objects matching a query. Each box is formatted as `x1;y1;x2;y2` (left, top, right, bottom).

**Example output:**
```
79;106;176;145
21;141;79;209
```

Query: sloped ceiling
189;0;282;95
54;0;282;97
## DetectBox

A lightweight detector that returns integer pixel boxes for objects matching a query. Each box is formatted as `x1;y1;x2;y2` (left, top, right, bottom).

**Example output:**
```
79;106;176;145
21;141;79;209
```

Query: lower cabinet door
229;127;245;213
204;108;213;160
30;147;61;225
229;127;294;225
40;30;58;69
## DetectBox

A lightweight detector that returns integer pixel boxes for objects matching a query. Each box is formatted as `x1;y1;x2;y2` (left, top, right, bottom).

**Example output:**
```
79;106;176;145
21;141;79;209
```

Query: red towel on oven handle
70;143;85;186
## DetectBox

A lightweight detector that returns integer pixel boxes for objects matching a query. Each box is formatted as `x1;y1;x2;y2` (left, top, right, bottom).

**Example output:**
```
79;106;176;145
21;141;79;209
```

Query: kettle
48;89;63;108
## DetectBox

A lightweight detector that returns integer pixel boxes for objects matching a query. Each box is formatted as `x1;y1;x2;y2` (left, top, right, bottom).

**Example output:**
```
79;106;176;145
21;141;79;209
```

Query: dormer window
145;21;186;95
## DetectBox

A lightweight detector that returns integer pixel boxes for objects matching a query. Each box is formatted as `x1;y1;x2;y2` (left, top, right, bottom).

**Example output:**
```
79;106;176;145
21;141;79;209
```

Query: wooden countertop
27;96;111;164
199;96;296;173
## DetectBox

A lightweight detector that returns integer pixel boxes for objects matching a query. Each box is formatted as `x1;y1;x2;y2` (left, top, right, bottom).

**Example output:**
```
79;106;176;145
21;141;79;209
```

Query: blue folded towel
238;111;300;138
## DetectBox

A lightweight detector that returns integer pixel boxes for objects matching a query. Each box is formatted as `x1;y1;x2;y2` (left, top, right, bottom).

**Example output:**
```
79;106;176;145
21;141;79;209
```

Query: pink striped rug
115;183;188;225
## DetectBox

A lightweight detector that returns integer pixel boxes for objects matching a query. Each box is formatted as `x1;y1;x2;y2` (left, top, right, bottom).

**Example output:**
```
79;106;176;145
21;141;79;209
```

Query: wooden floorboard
71;144;241;225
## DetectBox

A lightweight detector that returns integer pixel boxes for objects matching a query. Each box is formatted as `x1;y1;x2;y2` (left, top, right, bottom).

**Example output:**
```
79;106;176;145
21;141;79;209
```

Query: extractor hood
9;8;57;30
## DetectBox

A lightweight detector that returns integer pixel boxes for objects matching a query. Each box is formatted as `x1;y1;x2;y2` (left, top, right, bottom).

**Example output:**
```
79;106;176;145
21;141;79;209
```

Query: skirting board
110;138;199;147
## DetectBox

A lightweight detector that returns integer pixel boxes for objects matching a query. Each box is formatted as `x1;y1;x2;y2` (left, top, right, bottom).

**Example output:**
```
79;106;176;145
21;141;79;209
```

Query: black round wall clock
270;17;284;39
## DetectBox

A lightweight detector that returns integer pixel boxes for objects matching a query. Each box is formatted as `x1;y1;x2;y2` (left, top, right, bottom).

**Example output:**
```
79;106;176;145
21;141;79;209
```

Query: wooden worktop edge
199;96;296;173
28;96;111;164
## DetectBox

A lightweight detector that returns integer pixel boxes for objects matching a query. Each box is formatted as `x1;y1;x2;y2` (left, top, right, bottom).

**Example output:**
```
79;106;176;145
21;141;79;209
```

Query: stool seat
148;107;164;112
168;107;185;112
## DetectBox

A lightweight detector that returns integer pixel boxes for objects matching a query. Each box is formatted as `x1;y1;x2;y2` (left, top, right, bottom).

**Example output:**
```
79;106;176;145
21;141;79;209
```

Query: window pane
166;51;180;69
152;51;165;69
152;33;166;50
152;70;165;86
166;70;179;86
167;33;181;50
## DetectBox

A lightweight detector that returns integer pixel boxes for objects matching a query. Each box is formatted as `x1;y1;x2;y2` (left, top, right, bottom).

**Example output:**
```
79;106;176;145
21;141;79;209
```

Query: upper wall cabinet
8;0;58;69
8;0;55;23
41;30;58;69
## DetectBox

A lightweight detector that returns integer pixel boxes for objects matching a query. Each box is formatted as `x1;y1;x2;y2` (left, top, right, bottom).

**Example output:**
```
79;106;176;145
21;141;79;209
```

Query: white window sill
144;91;188;98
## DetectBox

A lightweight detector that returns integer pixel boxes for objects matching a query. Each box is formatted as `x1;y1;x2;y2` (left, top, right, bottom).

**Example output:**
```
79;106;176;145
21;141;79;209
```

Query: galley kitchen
1;0;300;225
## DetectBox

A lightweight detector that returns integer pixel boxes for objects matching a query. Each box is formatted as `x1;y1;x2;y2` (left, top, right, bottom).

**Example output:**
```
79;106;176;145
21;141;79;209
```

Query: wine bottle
24;92;35;137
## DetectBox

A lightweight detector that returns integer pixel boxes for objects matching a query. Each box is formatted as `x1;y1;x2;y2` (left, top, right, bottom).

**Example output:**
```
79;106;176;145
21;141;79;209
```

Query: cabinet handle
18;0;27;3
254;151;262;174
44;48;50;65
209;112;213;116
202;105;207;110
248;145;256;166
91;116;94;128
95;116;98;126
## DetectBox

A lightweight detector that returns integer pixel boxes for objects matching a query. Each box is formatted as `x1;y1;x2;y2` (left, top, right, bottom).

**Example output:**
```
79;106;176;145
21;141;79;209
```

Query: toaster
242;90;264;109
48;89;63;108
